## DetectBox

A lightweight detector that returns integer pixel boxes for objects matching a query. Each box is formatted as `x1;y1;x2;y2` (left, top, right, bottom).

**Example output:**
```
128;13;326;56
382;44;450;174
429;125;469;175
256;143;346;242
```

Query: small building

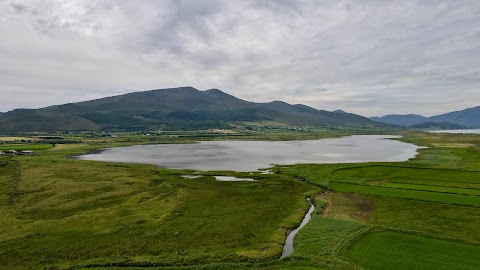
0;151;4;156
21;150;33;155
8;150;17;154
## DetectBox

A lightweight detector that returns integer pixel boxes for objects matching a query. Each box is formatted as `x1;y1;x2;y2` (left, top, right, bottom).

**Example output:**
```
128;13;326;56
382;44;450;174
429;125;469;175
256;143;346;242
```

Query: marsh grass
1;131;480;269
0;143;319;269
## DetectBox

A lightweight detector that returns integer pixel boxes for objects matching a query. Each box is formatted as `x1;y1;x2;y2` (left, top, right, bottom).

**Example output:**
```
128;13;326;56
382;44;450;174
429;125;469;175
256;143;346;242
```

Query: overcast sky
1;0;479;116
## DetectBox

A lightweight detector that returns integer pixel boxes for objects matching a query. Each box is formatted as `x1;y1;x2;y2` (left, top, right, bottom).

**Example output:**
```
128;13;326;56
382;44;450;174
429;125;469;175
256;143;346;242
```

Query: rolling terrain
0;87;381;133
0;130;479;269
370;114;427;126
371;106;480;127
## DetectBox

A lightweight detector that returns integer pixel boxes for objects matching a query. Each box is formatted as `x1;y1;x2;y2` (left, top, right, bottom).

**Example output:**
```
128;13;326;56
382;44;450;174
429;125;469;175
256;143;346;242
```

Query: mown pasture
329;182;480;207
291;203;368;270
348;232;480;270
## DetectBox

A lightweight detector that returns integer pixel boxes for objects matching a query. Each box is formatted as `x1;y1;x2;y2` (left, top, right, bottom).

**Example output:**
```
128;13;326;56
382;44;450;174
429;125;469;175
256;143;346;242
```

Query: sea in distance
429;129;480;134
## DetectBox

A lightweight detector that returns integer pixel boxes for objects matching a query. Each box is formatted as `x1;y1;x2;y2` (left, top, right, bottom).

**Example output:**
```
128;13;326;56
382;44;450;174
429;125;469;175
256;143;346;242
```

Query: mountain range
371;106;480;128
0;87;381;132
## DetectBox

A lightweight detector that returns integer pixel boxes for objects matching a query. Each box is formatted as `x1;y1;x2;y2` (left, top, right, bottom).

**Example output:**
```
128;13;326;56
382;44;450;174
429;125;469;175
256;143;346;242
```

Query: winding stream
281;198;315;258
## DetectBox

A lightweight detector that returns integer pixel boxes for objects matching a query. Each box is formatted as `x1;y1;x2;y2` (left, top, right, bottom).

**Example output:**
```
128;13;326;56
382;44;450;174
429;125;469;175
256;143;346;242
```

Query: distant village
0;150;34;156
264;125;311;132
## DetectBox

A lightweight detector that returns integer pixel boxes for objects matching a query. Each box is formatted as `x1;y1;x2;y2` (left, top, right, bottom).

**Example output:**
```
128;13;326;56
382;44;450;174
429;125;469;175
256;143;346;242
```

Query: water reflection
76;135;422;172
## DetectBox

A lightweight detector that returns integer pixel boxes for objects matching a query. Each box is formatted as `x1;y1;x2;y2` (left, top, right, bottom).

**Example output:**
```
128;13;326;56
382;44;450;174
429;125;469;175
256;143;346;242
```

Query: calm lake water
75;135;422;171
429;129;480;134
214;176;255;181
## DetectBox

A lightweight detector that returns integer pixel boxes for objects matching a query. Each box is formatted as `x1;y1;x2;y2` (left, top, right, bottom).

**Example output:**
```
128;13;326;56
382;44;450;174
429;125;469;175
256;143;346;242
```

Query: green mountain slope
0;109;101;132
0;87;382;132
370;114;427;126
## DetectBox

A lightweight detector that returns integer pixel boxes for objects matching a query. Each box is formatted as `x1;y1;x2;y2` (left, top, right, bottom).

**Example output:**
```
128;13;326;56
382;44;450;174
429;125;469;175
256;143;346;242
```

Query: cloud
0;0;479;116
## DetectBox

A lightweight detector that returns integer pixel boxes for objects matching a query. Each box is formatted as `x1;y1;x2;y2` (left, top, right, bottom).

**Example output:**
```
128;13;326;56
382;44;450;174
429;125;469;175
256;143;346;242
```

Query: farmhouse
0;151;4;155
21;150;33;155
8;150;17;154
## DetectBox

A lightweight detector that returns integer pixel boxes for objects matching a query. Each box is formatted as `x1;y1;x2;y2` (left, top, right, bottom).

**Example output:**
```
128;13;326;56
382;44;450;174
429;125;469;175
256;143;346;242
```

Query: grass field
275;131;480;269
329;182;480;207
320;192;480;244
0;146;319;269
333;166;480;184
0;137;42;142
378;182;480;195
348;232;480;270
1;130;480;269
291;203;368;269
0;143;54;151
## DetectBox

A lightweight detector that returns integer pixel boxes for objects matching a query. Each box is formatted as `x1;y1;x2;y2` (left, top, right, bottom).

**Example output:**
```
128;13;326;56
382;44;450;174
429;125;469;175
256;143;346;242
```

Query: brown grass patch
432;143;474;148
318;192;373;223
0;137;41;142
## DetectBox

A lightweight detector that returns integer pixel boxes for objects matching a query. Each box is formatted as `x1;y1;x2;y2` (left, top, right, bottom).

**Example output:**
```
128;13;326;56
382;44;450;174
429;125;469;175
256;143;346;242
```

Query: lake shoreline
73;135;423;172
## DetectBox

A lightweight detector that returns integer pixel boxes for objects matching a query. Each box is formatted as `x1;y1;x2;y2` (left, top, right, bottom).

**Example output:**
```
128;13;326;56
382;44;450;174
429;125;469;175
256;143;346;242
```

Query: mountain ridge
409;121;467;130
371;106;480;128
0;87;382;132
370;114;427;126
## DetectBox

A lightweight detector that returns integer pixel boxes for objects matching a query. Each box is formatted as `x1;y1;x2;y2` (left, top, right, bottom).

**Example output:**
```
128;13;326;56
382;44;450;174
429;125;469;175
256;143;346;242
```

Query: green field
319;191;480;243
292;207;367;269
275;131;480;269
379;182;480;195
0;143;54;151
332;166;480;184
380;179;480;190
348;232;480;270
0;131;480;269
0;145;319;269
329;182;480;207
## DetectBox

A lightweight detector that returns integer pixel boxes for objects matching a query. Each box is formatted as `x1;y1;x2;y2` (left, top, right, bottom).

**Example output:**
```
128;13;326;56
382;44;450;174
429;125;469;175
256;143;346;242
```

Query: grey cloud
0;0;480;116
11;3;28;13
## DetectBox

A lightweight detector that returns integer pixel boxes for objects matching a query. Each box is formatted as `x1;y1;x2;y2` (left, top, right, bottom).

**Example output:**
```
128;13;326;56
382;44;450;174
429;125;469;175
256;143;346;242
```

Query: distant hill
371;106;480;128
409;122;467;130
0;87;383;132
370;114;427;126
428;106;480;127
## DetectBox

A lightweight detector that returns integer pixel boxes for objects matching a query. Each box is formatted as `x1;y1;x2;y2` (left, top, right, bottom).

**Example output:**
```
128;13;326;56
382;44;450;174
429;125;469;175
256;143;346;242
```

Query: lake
429;129;480;134
75;135;422;171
